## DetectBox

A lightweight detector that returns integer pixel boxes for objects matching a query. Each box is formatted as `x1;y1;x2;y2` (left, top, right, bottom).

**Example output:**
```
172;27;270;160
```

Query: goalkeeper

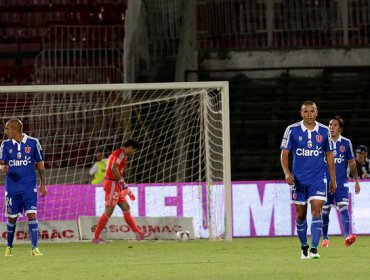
92;139;143;243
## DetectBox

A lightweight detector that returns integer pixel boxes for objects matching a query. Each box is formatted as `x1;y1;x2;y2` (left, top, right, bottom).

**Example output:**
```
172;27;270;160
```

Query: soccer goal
0;82;231;241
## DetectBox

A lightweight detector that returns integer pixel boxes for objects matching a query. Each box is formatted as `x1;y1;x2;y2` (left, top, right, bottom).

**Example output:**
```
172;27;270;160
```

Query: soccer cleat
321;239;330;248
31;247;43;256
135;231;144;241
91;238;105;244
344;234;357;247
309;248;320;259
300;245;310;259
4;246;13;257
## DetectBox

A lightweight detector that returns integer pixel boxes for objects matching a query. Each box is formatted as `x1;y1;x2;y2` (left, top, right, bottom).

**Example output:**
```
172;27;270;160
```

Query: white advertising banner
0;220;80;243
78;216;194;240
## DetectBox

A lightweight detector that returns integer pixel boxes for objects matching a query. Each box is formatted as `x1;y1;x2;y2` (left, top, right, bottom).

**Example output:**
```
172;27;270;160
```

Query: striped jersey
280;121;333;184
0;134;44;193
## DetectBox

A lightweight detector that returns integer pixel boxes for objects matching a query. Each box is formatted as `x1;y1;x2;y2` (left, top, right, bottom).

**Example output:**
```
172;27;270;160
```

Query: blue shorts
5;188;38;218
291;178;327;205
324;183;349;207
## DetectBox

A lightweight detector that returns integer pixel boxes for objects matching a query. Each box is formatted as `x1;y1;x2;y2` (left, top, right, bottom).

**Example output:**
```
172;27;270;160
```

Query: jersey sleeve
347;140;355;161
0;142;7;162
34;139;45;162
324;129;334;152
89;162;98;175
280;126;292;150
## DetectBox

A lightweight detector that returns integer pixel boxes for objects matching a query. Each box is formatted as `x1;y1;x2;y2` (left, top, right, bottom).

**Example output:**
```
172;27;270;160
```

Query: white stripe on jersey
28;136;44;160
116;151;125;164
281;122;300;149
341;136;355;158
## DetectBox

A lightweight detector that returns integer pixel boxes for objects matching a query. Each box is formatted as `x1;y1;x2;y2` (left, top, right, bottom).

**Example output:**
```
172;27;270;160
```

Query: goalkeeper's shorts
103;179;127;207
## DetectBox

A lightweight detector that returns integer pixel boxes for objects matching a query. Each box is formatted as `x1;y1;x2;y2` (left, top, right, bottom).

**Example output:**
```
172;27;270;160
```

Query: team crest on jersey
340;145;345;153
25;146;31;153
316;134;323;143
307;140;313;148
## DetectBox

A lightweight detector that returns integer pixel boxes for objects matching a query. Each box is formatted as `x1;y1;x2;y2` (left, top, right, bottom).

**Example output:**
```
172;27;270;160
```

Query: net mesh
0;83;229;239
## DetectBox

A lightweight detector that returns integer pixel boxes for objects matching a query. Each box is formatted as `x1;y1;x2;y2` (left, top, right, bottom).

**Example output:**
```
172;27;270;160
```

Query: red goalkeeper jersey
104;148;127;180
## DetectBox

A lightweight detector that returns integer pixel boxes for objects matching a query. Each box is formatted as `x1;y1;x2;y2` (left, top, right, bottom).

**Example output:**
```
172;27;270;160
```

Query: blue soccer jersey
280;121;333;185
0;134;44;193
326;135;355;186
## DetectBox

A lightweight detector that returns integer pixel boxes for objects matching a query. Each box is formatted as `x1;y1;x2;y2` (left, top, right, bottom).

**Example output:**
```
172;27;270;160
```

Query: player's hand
329;180;337;195
128;191;136;201
354;181;361;194
39;183;47;197
118;179;129;190
0;165;9;173
285;172;295;186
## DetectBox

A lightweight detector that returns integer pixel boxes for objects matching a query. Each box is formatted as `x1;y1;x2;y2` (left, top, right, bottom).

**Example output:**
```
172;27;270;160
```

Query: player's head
5;118;23;140
123;139;140;156
328;115;344;138
95;146;105;161
300;100;318;126
356;145;368;160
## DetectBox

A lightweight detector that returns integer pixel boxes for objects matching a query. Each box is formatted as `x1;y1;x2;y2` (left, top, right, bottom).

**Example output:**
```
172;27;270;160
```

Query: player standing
0;119;47;256
92;139;143;243
280;101;336;259
321;116;360;248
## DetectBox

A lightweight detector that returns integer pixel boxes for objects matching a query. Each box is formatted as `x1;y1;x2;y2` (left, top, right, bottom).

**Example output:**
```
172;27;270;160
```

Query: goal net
0;82;231;241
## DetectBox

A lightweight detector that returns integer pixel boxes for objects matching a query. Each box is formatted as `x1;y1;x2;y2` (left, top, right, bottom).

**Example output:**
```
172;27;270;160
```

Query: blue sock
339;205;350;238
296;219;308;246
7;221;16;248
28;219;39;249
322;207;330;239
311;217;323;248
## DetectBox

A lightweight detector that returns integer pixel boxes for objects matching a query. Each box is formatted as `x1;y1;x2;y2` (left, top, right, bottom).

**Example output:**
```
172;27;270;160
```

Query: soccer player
0;119;47;257
321;116;360;248
280;101;336;259
92;139;143;243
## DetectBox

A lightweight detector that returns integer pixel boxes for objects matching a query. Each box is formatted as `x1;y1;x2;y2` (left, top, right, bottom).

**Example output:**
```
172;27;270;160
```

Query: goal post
0;82;232;241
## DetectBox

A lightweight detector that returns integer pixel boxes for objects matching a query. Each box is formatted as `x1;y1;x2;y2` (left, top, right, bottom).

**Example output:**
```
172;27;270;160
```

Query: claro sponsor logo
335;155;345;164
296;148;321;157
1;229;75;240
8;156;31;167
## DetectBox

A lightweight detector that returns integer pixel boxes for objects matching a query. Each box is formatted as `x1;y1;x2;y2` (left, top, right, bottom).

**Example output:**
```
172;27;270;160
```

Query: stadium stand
194;66;370;180
0;0;127;85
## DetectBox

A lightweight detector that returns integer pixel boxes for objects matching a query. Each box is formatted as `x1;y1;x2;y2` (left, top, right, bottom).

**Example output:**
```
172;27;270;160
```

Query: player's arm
348;159;360;194
111;162;129;189
326;151;337;194
37;161;47;197
280;149;294;185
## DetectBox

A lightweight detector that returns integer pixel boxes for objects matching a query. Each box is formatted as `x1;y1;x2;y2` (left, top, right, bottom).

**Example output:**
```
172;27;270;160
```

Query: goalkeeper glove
118;179;129;190
128;191;136;201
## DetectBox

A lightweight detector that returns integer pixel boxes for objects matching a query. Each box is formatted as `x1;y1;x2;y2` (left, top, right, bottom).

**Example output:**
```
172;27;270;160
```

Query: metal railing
34;25;124;84
197;0;370;49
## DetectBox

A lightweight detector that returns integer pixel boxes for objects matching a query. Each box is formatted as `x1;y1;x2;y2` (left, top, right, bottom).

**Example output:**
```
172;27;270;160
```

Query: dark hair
301;100;318;111
123;139;140;150
331;115;344;130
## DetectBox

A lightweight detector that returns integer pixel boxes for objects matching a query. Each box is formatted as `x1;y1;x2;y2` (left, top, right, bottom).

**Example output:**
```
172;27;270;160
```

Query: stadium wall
200;48;370;79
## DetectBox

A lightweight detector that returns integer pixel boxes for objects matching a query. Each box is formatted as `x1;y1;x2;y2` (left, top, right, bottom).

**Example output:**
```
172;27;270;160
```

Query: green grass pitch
2;236;370;280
